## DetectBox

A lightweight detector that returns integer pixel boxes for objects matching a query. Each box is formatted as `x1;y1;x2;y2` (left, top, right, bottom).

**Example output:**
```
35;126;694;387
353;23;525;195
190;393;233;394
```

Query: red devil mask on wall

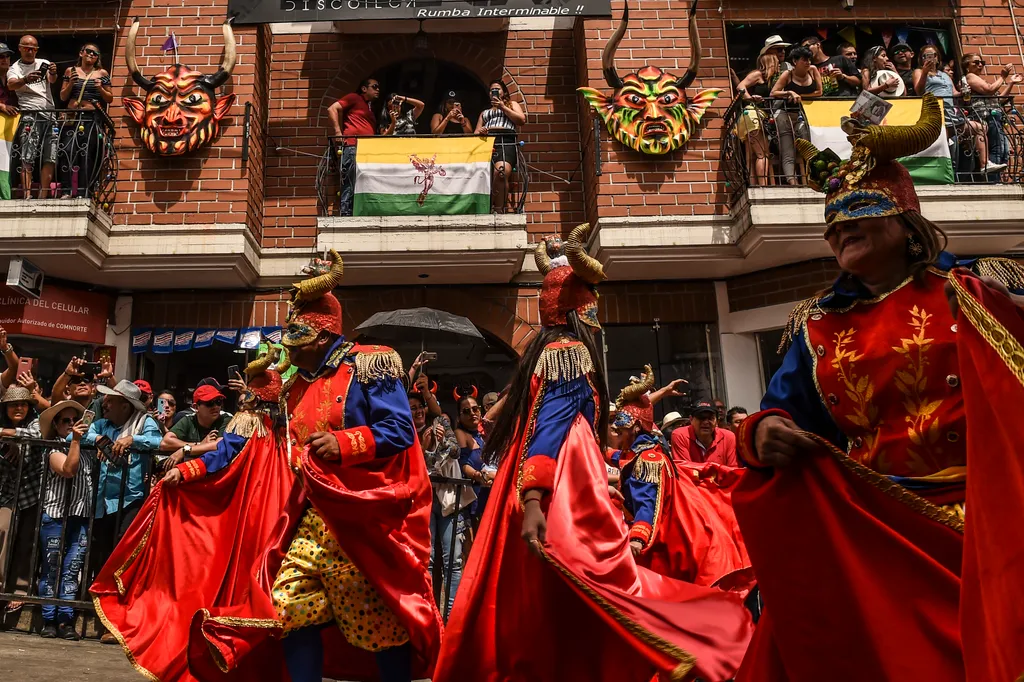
578;0;721;155
123;19;237;156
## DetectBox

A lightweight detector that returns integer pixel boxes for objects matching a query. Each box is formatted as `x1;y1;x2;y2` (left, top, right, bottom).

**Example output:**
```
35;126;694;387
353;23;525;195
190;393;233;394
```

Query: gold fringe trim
354;346;404;384
194;608;282;674
91;593;160;682
533;341;595;382
973;257;1024;293
538;546;695;680
950;272;1024;391
225;410;267;439
631;452;665;486
804;431;964;533
778;292;827;354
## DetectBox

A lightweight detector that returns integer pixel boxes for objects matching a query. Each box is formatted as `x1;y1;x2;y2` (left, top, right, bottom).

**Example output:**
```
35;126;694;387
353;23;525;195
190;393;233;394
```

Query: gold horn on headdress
275;347;292;376
616;364;656;407
565;223;606;285
857;93;942;163
534;239;553;275
245;345;280;379
293;249;344;306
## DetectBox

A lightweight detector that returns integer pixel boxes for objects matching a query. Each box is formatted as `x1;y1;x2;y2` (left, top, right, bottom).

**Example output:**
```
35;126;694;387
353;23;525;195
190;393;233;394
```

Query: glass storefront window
756;328;786;391
602;323;726;424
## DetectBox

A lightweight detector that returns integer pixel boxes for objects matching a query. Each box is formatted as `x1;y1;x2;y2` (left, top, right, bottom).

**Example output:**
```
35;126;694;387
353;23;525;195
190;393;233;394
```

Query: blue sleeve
131;416;163;451
459;446;483;471
762;329;847;450
525;375;594;462
625;474;659;527
360;377;416;459
198;433;248;477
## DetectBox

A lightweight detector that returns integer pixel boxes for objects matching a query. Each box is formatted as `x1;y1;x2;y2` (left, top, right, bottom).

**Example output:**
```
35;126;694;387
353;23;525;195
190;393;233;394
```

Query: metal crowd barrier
0;435;149;636
0;434;476;633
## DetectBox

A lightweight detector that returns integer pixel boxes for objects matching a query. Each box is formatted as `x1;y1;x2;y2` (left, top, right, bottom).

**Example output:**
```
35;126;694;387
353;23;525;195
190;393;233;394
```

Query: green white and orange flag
0;112;20;200
353;136;495;216
803;98;954;184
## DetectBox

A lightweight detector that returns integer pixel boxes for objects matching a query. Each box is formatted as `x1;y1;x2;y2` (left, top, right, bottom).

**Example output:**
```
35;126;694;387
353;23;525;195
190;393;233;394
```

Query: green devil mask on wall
578;0;721;155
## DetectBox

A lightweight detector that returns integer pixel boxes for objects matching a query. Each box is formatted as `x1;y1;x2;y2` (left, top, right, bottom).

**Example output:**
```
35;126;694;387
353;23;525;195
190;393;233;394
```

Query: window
756;328;786;391
603;323;726;424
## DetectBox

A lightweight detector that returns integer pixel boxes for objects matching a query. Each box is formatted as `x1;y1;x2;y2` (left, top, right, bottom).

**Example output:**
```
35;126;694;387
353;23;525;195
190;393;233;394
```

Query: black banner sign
229;0;612;23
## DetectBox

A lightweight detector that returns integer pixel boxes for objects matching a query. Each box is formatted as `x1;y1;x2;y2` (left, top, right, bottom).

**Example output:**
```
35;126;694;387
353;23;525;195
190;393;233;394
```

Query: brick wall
726;259;839;312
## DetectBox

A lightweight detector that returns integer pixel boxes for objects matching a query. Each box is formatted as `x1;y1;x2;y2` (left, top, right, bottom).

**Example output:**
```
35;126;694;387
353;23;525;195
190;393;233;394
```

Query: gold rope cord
801;431;964;533
951;271;1024;393
91;594;160;682
538;546;696;680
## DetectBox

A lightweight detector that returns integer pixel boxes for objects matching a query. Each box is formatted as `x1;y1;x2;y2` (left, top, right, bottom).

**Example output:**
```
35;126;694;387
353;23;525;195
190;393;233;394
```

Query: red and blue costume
612;367;751;589
732;94;1024;682
434;225;753;682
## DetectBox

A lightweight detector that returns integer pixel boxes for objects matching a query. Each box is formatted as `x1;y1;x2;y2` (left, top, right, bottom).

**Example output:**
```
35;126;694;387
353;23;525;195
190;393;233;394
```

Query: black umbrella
354;307;484;345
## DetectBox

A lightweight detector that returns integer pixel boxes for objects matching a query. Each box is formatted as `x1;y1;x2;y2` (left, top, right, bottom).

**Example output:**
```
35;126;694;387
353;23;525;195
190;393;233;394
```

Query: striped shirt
0;419;43;509
42;448;96;519
482;106;517;133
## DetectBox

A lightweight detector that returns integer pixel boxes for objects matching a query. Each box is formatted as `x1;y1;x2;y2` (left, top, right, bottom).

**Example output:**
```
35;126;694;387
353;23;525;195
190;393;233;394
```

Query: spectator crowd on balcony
0;332;745;635
326;75;526;216
731;28;1024;187
0;35;112;201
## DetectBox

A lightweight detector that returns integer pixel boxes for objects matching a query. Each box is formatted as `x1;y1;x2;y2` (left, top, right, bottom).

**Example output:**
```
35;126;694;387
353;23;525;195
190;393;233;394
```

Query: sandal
5;601;23;613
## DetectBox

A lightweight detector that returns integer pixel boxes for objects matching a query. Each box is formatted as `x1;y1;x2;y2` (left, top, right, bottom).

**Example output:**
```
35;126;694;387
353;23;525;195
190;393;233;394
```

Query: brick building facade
2;0;1023;413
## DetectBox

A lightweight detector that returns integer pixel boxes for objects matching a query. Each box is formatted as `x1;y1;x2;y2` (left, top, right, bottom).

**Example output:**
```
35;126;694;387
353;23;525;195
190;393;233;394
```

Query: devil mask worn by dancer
578;0;721;155
123;19;236;156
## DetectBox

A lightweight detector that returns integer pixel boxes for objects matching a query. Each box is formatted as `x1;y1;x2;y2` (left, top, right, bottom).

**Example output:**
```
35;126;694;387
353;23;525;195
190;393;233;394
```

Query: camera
490;88;501;99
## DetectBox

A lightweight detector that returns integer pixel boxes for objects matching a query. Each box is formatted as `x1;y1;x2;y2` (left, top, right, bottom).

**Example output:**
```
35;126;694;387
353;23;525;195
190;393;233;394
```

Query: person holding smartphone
379;92;425;136
5;35;58;199
431;93;473;136
474;80;526;213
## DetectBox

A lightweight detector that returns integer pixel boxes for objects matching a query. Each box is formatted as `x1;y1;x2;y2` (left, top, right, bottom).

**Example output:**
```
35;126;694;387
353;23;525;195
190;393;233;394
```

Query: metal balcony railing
0;433;472;635
316;133;528;217
5;109;117;209
720;95;1024;206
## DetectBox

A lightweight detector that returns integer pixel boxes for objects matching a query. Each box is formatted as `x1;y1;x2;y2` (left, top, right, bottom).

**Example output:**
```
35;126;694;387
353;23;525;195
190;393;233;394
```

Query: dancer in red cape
951;270;1024;682
185;249;441;682
91;348;296;682
433;225;753;682
732;93;1024;682
610;365;752;590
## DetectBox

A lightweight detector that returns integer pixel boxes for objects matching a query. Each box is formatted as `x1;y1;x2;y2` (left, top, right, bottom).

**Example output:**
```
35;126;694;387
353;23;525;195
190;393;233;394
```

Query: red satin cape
642;461;752;589
185;436;442;682
732;436;965;682
90;422;297;682
952;269;1024;682
434;412;754;682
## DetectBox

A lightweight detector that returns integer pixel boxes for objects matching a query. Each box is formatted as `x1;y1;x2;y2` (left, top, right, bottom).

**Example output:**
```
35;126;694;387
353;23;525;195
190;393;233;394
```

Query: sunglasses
68;376;93;385
19;45;38;51
368;83;380;90
970;59;986;67
83;48;100;57
461;406;481;415
58;417;76;426
410;404;426;412
198;399;224;407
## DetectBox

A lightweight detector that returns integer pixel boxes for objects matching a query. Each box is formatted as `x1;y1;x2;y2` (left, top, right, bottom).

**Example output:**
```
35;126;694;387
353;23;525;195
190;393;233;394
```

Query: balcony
0;109;119;275
718;96;1024;266
314;134;530;285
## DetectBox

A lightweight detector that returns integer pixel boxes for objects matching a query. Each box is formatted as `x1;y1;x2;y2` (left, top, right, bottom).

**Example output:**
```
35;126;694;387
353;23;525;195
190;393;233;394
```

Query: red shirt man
327;78;380;145
671;400;738;467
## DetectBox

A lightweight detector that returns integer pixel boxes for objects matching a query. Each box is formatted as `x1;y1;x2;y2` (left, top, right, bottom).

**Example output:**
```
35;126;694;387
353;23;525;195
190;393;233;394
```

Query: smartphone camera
81;361;102;379
490;88;501;99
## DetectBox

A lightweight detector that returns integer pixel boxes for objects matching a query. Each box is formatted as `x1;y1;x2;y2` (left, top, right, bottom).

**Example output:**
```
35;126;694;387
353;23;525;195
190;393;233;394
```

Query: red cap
133;379;153;396
193;385;225;404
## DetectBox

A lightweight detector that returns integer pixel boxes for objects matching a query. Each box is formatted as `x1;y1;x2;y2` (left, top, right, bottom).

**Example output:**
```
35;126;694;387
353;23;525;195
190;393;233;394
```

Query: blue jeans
340;145;356;216
38;513;89;624
987;115;1009;166
429;497;463;619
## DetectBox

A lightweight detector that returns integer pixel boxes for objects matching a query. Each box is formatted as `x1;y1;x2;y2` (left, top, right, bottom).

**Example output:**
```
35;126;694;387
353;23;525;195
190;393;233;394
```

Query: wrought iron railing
5;108;117;210
720;95;1024;205
316;133;528;217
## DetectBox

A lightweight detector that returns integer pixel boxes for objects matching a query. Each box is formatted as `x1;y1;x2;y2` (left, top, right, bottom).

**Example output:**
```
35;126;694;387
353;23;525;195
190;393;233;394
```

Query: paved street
0;633;139;681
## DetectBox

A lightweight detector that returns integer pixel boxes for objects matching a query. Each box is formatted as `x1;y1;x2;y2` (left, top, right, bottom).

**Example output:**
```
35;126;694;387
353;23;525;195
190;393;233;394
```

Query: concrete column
105;296;133;380
714;281;766;410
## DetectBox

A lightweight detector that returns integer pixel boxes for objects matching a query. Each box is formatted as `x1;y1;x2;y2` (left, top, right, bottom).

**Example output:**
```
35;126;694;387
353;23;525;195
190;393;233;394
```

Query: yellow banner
0;112;21;144
802;97;944;128
354;135;495;166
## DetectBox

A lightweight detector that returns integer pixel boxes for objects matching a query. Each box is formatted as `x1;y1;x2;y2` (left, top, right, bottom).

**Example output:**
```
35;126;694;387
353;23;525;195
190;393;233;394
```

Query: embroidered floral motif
891;305;945;475
830;328;880;461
